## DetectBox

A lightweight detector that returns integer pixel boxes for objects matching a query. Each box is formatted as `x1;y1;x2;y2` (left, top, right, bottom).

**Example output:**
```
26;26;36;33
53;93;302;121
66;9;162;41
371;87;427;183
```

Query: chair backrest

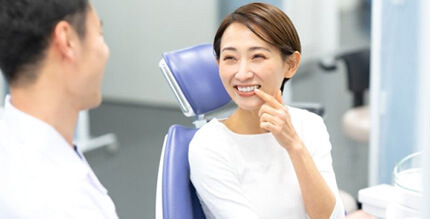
159;43;231;118
160;125;205;219
157;44;231;219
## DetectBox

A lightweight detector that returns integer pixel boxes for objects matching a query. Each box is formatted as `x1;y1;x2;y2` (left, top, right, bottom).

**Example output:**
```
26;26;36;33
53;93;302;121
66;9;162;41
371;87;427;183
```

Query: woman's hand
254;89;304;153
255;89;337;218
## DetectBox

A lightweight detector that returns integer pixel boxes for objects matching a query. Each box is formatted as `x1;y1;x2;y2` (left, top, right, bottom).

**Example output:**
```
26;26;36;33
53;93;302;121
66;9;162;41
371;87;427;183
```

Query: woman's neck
223;108;268;134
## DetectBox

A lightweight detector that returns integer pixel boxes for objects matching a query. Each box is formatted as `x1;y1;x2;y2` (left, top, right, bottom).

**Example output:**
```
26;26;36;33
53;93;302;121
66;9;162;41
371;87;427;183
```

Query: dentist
0;0;118;218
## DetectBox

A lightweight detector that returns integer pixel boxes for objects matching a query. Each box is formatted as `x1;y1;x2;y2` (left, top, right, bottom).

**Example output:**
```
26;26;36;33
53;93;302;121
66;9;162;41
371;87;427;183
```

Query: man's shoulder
0;118;22;151
0;119;15;150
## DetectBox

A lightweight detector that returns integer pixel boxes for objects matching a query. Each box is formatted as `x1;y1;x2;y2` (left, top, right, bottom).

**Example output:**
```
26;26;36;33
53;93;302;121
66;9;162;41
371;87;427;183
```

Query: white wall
282;0;339;62
92;0;218;107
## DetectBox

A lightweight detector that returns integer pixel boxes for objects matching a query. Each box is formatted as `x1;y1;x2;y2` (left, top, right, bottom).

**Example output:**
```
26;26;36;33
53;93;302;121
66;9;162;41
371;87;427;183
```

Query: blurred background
1;0;429;218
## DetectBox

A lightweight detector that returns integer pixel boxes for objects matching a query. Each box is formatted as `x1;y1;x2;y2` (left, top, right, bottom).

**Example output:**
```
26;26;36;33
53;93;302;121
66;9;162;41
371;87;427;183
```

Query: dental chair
155;44;230;219
156;44;354;218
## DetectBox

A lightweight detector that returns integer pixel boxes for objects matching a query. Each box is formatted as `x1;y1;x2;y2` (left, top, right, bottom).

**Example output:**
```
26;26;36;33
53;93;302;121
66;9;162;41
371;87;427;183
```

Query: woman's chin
235;100;263;112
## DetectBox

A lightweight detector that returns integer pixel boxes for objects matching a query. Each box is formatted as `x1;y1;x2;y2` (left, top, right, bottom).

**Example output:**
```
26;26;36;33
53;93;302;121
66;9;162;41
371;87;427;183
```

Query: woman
189;3;345;219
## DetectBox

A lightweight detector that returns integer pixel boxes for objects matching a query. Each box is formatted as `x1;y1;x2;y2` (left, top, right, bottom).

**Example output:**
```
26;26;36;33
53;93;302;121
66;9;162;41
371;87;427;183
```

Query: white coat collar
2;95;89;180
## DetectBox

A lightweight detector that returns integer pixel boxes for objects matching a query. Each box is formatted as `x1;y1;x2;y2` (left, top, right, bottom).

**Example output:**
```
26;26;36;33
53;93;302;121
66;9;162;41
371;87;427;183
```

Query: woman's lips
234;85;261;97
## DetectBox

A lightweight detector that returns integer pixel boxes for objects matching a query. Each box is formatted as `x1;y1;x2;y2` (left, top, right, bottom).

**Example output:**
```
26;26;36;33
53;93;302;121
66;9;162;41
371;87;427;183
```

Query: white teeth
237;85;259;92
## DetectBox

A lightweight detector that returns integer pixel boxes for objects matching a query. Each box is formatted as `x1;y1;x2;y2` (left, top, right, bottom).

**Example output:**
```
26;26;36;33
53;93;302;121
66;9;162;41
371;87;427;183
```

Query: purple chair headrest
160;44;231;117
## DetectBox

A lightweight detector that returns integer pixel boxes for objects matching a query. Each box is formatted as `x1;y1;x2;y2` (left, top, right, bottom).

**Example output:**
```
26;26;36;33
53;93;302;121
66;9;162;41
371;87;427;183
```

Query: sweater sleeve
189;127;259;219
304;113;346;219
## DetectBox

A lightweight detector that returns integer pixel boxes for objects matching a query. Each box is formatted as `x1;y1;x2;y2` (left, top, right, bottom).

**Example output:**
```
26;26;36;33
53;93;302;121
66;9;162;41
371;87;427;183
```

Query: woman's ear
284;51;301;78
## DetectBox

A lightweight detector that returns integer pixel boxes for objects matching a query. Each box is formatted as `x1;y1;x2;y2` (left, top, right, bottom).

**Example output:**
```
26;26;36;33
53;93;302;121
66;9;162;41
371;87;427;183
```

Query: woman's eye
253;54;266;59
223;56;235;61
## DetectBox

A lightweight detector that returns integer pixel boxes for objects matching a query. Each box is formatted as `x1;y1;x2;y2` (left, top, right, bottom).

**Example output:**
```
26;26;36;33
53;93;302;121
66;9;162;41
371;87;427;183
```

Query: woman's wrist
284;139;306;155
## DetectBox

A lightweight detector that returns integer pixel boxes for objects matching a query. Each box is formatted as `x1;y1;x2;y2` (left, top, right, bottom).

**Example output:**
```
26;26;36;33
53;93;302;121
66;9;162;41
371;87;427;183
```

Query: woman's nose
235;61;253;81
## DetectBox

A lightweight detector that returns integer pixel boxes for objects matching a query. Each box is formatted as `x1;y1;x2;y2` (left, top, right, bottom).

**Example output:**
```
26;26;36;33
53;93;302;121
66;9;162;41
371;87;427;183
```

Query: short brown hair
214;2;301;60
213;3;301;91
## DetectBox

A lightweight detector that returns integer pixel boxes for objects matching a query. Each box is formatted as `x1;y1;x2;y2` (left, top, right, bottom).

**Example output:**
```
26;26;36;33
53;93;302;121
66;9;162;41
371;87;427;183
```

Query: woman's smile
235;85;261;97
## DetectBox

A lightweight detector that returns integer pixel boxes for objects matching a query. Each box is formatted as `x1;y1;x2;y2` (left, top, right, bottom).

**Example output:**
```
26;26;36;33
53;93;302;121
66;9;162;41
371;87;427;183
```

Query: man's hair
0;0;90;85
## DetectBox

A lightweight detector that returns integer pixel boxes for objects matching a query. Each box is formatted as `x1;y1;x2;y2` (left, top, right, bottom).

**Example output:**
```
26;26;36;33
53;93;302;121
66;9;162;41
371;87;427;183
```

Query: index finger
254;89;283;108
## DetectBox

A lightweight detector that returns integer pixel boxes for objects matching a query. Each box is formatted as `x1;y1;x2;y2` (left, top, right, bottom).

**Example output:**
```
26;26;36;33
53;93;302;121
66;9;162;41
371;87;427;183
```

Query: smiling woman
216;22;298;112
189;2;345;219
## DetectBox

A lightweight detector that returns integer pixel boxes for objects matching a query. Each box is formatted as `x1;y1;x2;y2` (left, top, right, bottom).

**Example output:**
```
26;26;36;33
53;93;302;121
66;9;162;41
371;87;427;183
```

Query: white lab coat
0;96;118;219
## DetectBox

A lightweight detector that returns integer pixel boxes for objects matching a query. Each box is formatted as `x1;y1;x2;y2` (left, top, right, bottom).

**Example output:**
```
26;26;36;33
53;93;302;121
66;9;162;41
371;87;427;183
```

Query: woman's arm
255;89;342;219
288;141;337;219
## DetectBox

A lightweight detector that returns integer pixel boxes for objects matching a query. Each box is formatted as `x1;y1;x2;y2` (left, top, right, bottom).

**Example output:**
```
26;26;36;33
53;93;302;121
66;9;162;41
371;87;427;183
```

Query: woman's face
218;22;290;111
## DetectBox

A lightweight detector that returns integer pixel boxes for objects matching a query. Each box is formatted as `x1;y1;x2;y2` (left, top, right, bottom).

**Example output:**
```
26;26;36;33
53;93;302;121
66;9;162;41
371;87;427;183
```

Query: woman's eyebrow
221;46;271;53
248;46;271;53
221;47;237;52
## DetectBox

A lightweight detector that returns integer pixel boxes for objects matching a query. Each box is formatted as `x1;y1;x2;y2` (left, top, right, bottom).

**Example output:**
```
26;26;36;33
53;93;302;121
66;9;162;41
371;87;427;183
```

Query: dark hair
0;0;90;85
213;2;301;92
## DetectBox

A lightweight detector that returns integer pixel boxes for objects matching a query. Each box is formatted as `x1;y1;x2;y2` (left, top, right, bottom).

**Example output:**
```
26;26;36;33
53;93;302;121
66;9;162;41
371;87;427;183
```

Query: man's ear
51;21;79;61
284;51;301;78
